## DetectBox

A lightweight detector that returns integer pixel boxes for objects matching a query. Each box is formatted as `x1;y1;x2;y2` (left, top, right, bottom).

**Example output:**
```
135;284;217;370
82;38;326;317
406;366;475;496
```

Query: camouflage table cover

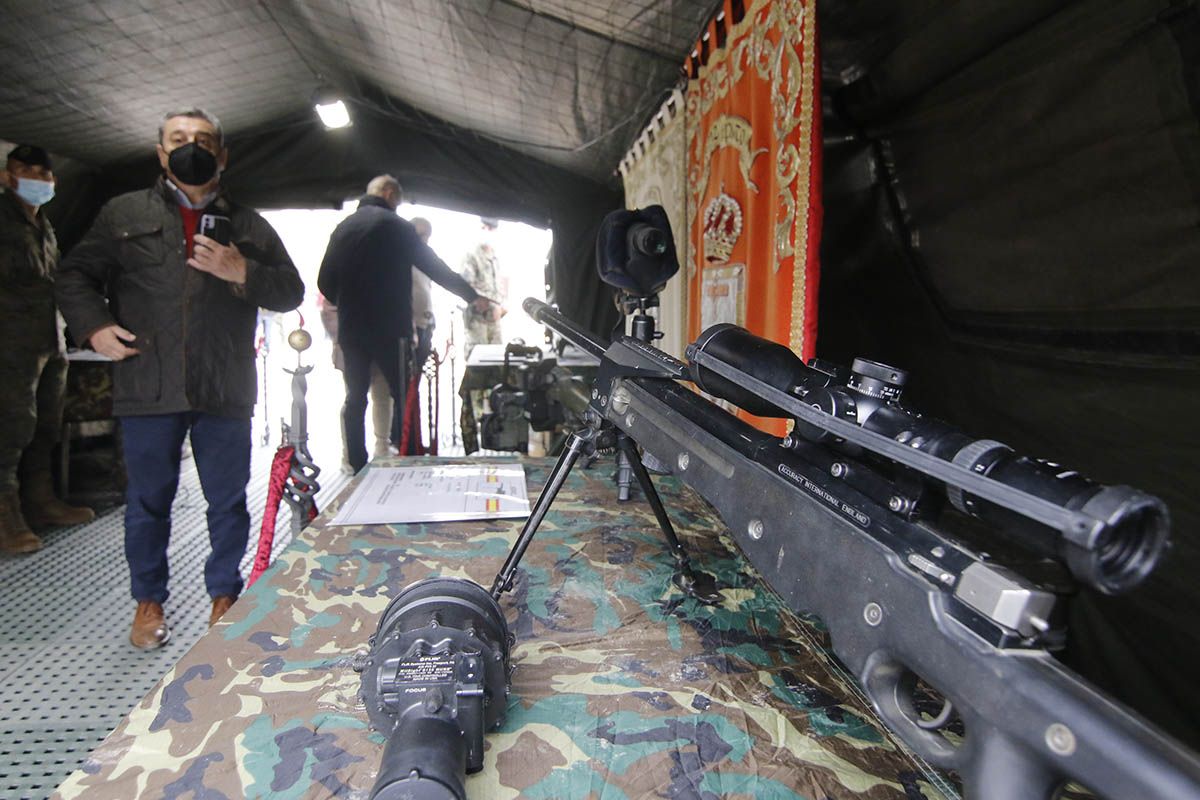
55;457;954;800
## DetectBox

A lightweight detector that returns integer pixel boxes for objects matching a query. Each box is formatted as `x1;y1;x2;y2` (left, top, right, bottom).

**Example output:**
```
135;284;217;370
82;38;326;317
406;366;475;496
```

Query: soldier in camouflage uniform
0;144;95;554
459;217;506;355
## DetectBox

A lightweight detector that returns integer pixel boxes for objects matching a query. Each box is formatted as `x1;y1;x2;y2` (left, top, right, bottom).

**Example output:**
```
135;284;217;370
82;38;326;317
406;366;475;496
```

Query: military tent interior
0;0;1197;783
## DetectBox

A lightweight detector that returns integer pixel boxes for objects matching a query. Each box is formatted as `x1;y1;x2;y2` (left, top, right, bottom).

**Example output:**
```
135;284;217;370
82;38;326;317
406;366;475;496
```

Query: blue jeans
120;413;251;603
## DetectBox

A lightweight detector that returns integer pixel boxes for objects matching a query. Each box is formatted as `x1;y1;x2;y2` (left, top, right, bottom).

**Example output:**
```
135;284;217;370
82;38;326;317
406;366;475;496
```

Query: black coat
55;179;305;418
316;195;478;348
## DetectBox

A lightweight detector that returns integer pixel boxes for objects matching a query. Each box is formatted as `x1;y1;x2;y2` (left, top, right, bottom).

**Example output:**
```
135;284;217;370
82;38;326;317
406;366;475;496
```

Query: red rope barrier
247;446;318;588
398;371;424;456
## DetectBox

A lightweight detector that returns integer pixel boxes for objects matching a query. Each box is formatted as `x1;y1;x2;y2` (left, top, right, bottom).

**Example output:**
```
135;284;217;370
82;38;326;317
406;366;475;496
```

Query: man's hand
188;235;247;284
89;324;140;361
470;297;493;315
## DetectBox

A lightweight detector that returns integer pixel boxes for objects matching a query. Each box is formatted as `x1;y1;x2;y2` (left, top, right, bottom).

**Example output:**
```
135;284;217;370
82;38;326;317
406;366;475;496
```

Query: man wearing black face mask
56;108;305;650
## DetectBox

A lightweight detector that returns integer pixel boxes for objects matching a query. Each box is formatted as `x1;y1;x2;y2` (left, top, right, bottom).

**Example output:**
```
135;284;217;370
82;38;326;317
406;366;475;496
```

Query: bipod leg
616;435;720;604
491;427;595;599
616;449;633;501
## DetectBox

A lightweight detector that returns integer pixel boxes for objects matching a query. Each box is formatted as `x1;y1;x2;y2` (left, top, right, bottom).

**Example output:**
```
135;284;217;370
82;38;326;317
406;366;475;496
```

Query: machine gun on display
477;341;591;453
484;206;1200;799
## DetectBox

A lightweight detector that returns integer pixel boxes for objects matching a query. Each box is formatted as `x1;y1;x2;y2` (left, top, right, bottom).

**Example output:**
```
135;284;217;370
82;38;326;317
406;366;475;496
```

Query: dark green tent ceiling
0;0;717;183
0;0;722;338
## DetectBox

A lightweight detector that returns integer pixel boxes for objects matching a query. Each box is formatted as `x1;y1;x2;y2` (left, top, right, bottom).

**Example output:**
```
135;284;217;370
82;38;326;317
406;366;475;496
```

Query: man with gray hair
318;177;491;471
56;108;304;649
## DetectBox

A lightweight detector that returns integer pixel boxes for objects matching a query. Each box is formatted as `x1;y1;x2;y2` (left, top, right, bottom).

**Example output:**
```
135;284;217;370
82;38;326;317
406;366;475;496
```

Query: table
54;457;953;799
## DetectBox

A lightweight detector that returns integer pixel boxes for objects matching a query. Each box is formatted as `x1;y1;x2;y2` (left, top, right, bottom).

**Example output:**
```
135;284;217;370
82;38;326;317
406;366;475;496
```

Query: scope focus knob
946;440;1014;513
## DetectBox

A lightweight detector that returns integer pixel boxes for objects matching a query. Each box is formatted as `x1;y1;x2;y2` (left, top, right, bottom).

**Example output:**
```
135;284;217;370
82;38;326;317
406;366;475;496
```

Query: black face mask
167;142;219;186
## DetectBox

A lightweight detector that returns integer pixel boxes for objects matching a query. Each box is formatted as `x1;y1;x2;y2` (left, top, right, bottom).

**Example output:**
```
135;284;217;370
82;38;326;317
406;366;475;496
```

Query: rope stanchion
248;318;321;588
247;445;318;588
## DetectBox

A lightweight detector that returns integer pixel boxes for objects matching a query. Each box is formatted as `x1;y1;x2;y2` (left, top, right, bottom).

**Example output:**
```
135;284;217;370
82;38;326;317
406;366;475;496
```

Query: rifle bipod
490;420;720;604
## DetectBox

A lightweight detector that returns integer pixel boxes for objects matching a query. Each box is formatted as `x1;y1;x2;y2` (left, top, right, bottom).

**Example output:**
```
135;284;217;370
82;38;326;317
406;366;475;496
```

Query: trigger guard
861;650;962;770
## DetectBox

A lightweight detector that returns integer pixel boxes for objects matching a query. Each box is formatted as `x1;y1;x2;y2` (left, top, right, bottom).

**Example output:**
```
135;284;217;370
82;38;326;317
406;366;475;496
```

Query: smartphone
196;213;232;246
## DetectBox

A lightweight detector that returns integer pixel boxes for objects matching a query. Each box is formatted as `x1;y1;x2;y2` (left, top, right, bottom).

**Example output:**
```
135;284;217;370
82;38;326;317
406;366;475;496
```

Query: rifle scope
688;324;1170;595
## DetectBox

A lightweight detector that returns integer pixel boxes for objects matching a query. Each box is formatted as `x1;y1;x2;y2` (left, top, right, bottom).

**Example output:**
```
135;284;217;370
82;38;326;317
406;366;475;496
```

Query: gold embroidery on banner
703;116;768;194
687;0;817;342
789;1;816;357
775;187;795;269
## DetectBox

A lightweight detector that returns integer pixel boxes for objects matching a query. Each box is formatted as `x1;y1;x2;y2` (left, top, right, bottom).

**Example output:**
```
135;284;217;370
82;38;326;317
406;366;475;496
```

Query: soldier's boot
0;490;43;554
130;600;171;650
21;472;95;529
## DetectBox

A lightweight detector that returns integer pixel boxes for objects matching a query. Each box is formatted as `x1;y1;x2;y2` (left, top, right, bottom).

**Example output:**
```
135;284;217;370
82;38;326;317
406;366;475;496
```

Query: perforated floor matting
0;445;351;800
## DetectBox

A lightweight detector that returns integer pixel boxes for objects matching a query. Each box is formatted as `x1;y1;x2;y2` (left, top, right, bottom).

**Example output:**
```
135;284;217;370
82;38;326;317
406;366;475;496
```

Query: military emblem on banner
701;189;746;333
703;189;743;264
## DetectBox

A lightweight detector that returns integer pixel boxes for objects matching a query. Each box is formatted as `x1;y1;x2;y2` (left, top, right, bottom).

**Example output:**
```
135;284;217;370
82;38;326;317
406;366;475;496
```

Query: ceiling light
315;98;351;129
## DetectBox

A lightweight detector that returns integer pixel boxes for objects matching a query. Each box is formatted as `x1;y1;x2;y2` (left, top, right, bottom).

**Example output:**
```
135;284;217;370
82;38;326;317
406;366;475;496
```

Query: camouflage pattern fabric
0;187;62;355
0;351;66;491
54;456;956;800
0;187;66;491
460;245;502;351
62;358;114;423
465;316;503;352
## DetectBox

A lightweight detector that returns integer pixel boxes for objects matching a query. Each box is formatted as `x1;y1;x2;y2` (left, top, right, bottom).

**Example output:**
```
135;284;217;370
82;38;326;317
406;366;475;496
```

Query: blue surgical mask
14;178;55;207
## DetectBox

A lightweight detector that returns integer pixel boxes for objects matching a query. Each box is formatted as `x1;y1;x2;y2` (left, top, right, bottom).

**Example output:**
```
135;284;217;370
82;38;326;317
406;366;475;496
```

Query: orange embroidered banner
686;0;821;435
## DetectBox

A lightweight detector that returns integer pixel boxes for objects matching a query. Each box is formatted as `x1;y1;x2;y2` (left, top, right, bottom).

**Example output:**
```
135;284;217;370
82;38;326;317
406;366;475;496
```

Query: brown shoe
130;600;171;650
21;472;95;529
0;490;43;554
209;595;236;627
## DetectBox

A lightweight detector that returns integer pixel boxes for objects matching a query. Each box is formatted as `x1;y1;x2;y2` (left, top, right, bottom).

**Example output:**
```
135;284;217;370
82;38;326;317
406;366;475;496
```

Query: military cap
7;144;53;170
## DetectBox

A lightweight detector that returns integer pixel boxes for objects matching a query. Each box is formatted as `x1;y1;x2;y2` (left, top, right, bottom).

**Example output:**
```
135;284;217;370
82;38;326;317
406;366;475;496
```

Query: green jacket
55;179;304;418
0;188;62;354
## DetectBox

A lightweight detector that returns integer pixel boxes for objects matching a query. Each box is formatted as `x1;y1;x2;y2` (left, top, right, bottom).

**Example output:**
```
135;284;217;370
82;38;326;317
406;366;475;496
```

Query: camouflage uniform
460;243;502;352
0;187;66;495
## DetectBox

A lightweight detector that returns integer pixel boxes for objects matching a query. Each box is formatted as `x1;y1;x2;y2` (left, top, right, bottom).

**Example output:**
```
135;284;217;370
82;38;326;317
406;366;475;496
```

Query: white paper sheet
329;463;530;526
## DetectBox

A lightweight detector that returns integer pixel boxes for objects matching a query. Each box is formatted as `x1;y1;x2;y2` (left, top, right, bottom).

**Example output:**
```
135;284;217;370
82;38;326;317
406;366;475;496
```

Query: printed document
330;463;530;526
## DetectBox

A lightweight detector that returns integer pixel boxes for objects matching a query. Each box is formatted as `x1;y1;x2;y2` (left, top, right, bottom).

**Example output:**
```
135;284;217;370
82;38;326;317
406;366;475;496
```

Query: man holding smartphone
56;108;305;649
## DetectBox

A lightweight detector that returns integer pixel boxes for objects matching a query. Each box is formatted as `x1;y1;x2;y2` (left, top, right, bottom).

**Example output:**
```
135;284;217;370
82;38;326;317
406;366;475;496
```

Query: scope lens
1093;501;1168;593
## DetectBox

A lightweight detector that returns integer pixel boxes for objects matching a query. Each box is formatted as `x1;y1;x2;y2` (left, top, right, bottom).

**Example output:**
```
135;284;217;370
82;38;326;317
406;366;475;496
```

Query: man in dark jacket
56;108;305;649
317;175;490;471
0;144;95;555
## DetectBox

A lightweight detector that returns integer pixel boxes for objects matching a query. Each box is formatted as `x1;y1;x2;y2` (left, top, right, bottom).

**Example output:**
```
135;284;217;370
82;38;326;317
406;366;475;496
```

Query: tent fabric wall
818;0;1200;748
684;0;822;435
618;90;691;358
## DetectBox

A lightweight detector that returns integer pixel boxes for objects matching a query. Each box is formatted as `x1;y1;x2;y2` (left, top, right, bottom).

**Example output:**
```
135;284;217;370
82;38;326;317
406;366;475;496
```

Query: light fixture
315;98;350;129
312;87;351;129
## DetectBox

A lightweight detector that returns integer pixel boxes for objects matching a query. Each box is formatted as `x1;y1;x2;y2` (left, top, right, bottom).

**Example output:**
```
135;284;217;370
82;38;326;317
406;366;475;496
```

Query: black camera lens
629;224;667;257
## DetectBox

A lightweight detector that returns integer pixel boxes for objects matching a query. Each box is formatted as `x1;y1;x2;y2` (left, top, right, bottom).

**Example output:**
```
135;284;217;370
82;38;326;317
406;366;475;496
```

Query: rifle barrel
523;298;609;361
